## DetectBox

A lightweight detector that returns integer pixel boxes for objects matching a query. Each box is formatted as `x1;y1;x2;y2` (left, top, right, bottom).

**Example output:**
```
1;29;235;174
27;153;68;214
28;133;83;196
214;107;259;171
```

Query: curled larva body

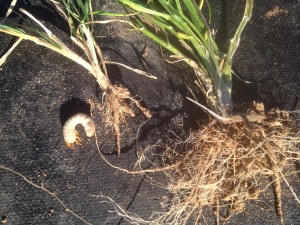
63;113;95;148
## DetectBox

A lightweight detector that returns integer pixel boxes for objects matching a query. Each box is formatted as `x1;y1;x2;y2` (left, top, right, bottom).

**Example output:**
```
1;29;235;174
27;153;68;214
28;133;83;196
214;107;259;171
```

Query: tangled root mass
157;108;299;224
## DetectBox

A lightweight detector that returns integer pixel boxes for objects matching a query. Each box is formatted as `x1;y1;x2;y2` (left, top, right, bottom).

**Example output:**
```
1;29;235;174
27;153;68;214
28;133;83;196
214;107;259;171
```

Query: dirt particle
48;207;55;215
265;6;288;18
1;216;7;224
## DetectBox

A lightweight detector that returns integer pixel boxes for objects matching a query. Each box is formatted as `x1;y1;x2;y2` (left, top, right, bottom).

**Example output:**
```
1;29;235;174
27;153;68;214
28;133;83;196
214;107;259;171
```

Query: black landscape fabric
0;0;299;224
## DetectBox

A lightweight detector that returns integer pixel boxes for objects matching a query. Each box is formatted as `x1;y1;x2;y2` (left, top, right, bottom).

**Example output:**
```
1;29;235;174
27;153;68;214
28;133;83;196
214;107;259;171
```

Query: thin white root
0;164;92;225
186;97;265;124
91;193;153;224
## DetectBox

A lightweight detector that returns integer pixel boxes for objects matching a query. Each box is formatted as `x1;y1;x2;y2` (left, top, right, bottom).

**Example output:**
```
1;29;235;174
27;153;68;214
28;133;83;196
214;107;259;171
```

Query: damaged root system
103;85;151;156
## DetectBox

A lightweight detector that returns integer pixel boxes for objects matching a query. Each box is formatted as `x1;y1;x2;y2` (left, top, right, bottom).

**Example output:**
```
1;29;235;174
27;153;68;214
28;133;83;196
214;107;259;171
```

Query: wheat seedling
0;0;155;155
113;0;300;224
117;0;254;118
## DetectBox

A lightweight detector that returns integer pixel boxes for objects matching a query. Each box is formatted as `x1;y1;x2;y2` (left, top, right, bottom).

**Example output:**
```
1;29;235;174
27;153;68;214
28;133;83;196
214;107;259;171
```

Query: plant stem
0;26;112;92
222;0;254;95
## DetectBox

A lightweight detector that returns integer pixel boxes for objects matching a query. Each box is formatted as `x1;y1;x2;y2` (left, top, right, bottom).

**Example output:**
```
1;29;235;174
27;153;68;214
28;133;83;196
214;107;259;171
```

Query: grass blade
0;37;22;67
222;0;254;94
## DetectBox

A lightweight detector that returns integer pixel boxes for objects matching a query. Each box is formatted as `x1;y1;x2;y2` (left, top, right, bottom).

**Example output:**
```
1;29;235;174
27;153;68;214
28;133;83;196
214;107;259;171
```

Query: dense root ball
158;109;299;224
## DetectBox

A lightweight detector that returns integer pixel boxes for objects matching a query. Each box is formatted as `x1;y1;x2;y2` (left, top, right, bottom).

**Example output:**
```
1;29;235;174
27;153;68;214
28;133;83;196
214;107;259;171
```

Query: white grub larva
63;113;95;148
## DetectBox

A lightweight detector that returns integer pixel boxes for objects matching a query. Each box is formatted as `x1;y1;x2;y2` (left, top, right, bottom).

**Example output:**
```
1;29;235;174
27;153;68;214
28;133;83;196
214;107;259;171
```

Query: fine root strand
0;165;92;225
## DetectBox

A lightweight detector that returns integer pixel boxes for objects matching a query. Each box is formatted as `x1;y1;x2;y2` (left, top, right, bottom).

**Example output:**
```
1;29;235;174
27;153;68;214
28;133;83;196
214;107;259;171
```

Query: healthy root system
157;109;299;224
104;108;299;225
